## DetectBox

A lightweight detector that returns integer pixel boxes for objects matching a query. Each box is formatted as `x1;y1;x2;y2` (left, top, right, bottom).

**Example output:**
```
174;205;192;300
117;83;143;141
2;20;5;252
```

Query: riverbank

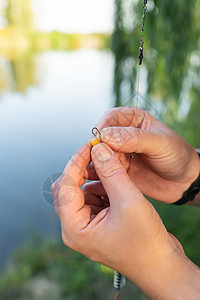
0;27;110;59
0;236;145;300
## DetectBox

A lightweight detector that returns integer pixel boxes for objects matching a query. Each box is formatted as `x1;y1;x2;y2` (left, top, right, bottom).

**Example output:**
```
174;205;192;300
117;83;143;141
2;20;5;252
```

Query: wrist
159;252;200;300
120;235;179;297
173;151;200;205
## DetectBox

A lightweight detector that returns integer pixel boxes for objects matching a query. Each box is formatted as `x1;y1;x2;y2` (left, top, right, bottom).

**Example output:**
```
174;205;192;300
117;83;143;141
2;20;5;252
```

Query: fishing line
135;64;141;125
113;1;148;298
135;0;148;126
90;3;148;296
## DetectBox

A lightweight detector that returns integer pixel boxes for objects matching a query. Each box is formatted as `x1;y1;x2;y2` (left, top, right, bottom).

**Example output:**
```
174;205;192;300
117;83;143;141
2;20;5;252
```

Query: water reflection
0;49;114;267
0;52;37;94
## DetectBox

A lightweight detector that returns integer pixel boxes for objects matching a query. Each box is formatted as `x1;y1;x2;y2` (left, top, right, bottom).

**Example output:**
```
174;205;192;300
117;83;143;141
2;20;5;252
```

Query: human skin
51;142;200;300
85;107;200;205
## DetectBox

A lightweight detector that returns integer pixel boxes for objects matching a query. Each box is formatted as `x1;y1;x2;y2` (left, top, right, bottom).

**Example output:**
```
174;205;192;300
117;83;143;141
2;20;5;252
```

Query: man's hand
51;141;200;299
86;107;200;203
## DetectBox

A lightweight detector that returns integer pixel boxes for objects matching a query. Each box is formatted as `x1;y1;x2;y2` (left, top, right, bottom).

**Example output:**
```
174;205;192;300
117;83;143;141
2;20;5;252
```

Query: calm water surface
0;49;114;268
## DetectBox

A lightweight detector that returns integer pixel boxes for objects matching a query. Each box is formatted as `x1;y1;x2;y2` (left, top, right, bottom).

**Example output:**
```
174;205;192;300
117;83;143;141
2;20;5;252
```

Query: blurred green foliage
5;0;33;29
112;0;200;164
112;0;200;133
0;237;147;300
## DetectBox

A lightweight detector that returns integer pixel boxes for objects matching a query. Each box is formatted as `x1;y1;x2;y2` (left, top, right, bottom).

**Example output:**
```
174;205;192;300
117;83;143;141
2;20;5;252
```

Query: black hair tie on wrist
173;152;200;205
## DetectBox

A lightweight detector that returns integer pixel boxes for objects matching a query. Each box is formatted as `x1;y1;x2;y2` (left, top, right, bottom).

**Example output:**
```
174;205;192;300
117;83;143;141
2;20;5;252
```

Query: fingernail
92;143;112;162
135;113;145;127
101;128;122;144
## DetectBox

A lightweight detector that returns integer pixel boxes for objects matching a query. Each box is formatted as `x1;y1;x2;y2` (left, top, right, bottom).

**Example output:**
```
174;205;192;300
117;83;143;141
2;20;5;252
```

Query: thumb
101;126;164;155
91;143;142;205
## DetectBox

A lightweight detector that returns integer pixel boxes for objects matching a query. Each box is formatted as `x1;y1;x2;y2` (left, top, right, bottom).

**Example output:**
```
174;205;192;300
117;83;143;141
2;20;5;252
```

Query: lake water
0;49;114;268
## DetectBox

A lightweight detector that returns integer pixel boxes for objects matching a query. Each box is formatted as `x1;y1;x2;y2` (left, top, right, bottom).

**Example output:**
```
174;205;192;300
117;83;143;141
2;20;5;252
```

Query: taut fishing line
135;0;148;126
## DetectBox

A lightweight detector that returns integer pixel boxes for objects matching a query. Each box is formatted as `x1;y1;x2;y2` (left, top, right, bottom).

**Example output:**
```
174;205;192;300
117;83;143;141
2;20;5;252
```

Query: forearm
156;253;200;300
126;249;200;300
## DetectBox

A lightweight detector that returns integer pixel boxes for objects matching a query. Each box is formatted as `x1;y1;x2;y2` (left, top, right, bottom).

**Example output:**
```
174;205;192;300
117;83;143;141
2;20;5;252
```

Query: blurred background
0;0;199;299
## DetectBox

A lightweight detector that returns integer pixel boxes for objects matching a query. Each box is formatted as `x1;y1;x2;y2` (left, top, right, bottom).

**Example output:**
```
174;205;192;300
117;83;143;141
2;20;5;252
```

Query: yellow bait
90;138;100;147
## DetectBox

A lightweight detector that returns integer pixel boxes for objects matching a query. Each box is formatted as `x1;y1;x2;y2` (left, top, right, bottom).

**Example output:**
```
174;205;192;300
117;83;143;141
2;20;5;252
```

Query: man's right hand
86;107;200;203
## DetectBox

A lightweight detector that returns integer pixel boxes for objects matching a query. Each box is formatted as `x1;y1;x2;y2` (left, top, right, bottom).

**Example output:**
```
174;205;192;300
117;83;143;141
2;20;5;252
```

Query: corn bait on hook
90;127;101;146
114;271;126;299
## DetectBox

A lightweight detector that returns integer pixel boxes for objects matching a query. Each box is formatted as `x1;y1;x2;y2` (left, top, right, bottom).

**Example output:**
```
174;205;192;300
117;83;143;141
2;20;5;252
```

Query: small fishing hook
90;127;101;146
92;127;101;138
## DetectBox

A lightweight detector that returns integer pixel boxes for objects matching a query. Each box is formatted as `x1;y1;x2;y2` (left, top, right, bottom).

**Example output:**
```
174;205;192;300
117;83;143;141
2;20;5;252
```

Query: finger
88;204;108;216
96;107;134;131
95;107;149;131
52;142;92;224
85;152;130;181
63;141;92;186
84;162;99;180
85;194;109;207
91;143;142;205
83;181;107;197
101;126;166;156
83;181;109;206
84;190;108;207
